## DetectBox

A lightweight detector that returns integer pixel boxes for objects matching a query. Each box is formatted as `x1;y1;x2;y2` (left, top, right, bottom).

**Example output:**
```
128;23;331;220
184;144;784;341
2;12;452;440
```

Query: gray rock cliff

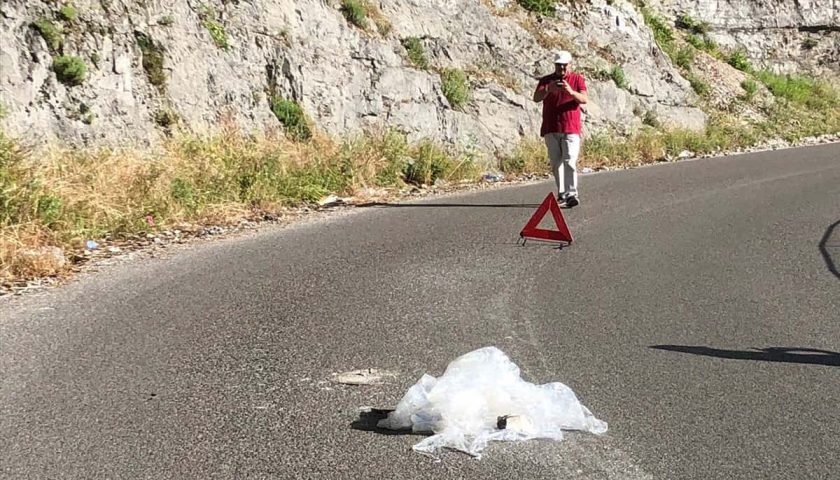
0;0;829;154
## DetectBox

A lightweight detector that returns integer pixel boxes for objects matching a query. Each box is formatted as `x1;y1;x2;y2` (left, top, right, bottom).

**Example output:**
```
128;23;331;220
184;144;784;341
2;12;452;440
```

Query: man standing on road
533;50;588;207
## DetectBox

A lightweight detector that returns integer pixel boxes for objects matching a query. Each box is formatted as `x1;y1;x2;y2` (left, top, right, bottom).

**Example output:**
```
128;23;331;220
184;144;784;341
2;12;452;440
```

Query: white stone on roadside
332;368;396;385
318;194;341;206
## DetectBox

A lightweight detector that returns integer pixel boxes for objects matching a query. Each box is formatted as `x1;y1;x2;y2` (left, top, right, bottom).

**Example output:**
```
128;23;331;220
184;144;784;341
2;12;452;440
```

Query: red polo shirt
537;72;587;136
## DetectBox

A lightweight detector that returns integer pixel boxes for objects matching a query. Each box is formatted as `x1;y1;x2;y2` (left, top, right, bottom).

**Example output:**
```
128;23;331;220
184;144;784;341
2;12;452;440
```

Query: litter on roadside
376;346;607;458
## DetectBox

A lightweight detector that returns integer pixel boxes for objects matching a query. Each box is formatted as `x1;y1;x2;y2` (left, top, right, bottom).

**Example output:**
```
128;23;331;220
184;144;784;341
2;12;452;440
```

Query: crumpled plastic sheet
377;346;607;458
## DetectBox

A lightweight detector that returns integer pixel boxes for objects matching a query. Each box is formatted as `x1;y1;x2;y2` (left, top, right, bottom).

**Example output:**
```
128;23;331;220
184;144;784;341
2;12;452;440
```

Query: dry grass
0;126;486;284
499;138;549;174
0;225;65;282
2;75;838;285
365;1;393;37
465;65;522;93
519;16;573;51
581;116;753;169
481;0;518;16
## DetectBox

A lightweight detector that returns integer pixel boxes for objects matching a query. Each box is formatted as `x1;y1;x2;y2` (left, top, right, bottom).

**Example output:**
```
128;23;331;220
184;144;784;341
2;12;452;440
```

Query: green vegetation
675;14;708;35
0;128;485;281
686;73;710;97
498;139;546;174
154;108;179;128
4;0;840;289
338;0;390;35
755;71;839;110
278;28;292;45
402;37;429;70
136;34;167;89
685;34;704;50
340;0;367;29
640;5;675;56
205;20;229;49
638;3;716;72
441;68;470;109
270;96;312;141
642;110;660;128
685;33;720;57
740;79;758;101
675;46;694;70
402;140;477;185
727;49;753;73
2;77;839;284
588;67;611;82
609;65;628;89
199;8;229;50
52;55;87;86
582;115;758;168
516;0;555;16
32;18;63;51
158;15;175;26
58;4;78;22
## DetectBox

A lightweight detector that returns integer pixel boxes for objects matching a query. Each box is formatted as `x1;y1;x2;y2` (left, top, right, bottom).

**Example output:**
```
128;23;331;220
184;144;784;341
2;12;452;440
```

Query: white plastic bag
377;347;607;458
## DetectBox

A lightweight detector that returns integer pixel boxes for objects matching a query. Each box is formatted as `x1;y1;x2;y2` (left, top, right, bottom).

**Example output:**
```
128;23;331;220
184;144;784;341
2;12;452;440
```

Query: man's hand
562;80;574;94
536;80;558;102
561;79;589;105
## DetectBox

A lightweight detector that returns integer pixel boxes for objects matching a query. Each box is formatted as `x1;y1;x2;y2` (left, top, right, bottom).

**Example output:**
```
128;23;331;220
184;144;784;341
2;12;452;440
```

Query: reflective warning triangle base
519;193;573;244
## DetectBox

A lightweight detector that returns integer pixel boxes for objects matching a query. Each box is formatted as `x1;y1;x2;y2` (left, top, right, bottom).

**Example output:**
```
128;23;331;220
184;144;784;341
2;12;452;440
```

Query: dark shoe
556;193;566;204
565;195;579;207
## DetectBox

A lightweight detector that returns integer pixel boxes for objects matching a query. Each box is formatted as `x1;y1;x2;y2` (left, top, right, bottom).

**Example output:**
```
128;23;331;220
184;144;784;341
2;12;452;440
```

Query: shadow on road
819;219;840;281
651;345;840;367
350;409;418;436
357;202;542;209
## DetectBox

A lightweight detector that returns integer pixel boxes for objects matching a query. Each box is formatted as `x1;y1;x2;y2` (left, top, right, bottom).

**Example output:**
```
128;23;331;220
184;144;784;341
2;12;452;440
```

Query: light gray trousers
544;132;581;198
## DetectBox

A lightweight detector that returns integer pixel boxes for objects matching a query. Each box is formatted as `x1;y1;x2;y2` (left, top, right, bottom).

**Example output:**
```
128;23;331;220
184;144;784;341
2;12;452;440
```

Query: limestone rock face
648;0;839;77
2;0;823;154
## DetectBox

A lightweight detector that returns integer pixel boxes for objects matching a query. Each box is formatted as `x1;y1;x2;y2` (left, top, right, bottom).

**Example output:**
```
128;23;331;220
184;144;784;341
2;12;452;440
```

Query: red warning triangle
520;193;574;243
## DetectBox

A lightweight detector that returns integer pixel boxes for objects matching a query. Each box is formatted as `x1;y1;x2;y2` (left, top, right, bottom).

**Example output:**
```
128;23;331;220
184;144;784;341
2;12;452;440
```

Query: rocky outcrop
1;0;820;154
648;0;839;76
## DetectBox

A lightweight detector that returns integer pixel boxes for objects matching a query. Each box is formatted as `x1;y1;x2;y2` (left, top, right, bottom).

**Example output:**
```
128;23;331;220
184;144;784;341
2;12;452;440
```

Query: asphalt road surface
2;144;839;479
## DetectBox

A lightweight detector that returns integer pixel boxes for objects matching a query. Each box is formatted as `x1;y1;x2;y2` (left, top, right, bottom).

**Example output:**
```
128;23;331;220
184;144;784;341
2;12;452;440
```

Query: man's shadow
650;345;840;367
357;202;545;209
